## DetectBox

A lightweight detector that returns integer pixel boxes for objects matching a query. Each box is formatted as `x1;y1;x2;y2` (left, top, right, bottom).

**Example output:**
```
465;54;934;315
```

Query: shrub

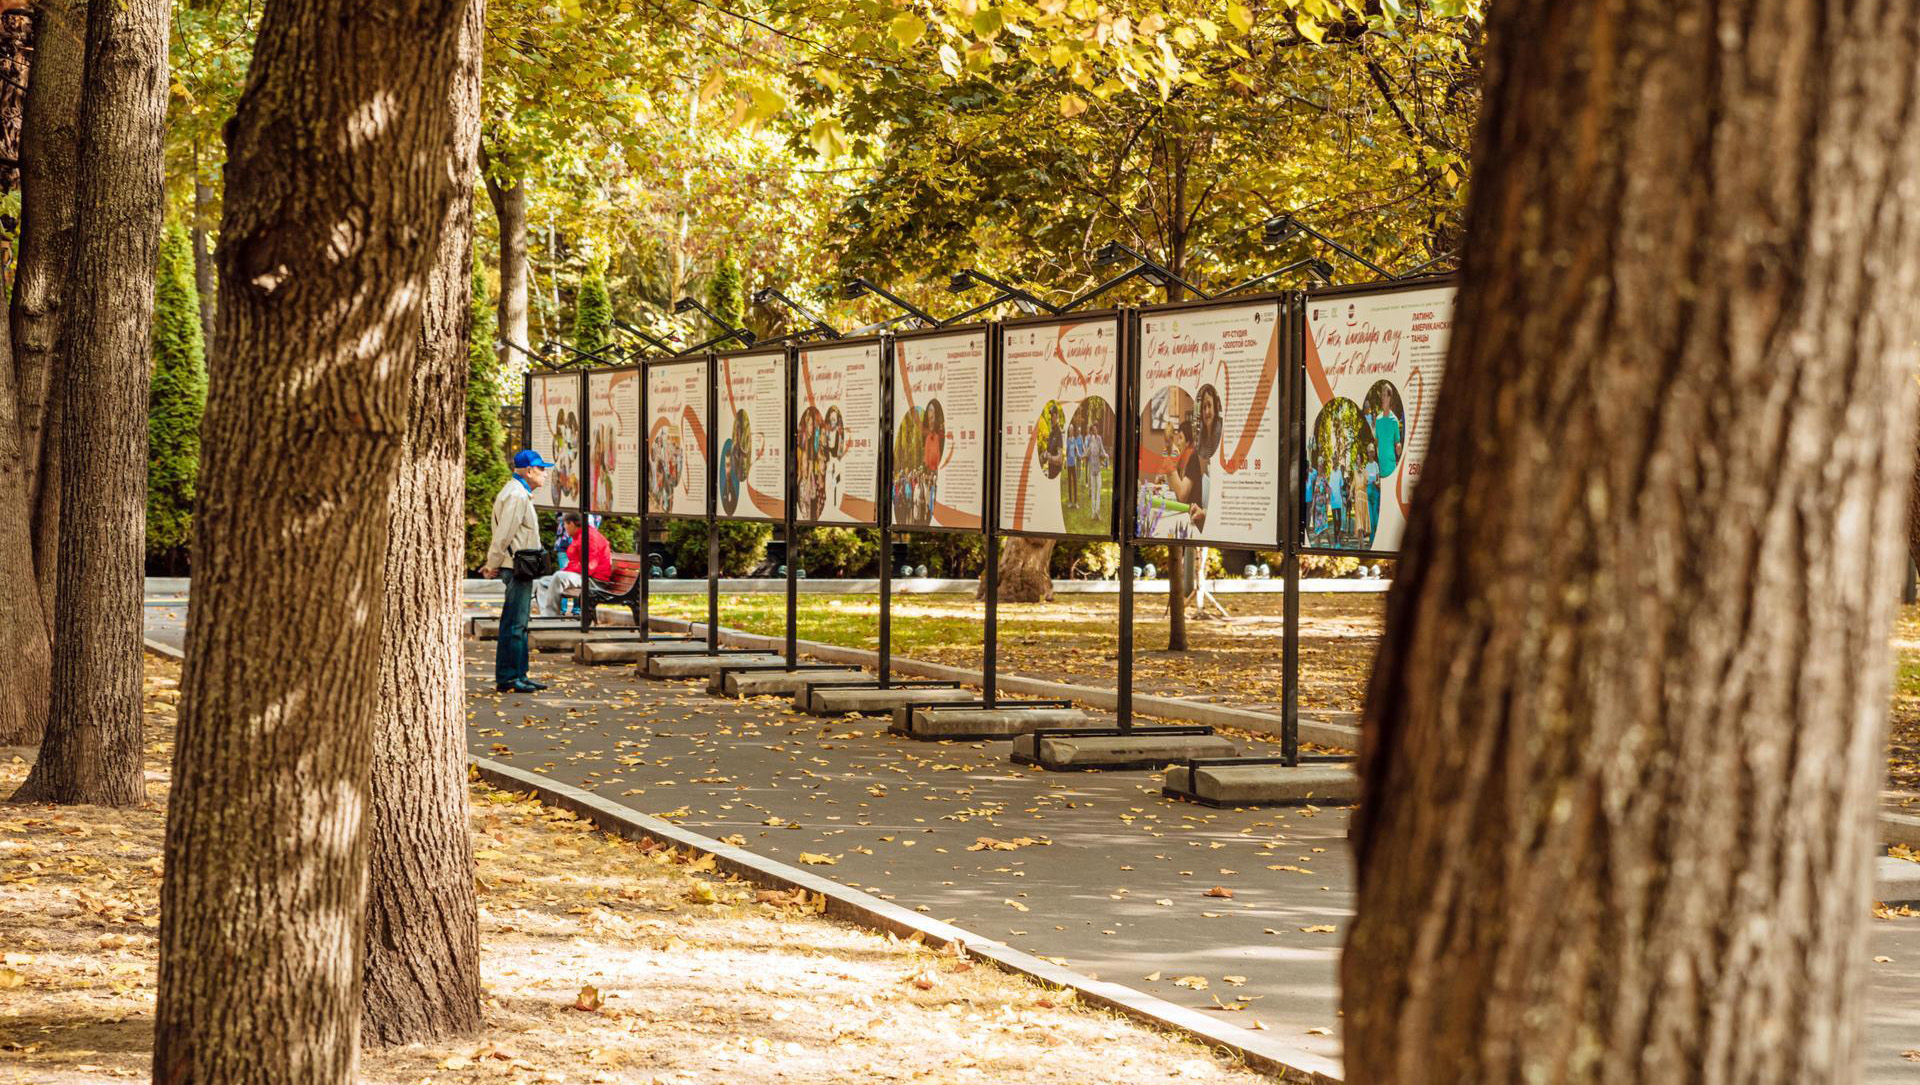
904;532;984;577
793;526;879;577
663;519;773;575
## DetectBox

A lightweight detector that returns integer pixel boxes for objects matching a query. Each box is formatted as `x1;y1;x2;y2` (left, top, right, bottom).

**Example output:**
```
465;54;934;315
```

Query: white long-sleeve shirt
486;476;542;572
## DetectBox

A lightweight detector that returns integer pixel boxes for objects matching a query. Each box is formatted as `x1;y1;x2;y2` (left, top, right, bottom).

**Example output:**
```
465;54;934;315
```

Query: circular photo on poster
720;408;750;516
796;405;827;520
1034;400;1067;479
822;406;847;513
1060;396;1115;535
1363;379;1406;481
1305;397;1381;550
1137;387;1206;539
648;426;683;515
892;400;947;528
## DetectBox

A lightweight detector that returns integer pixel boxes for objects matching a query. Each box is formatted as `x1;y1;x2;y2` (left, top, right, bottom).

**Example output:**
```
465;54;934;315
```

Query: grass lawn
652;591;1920;793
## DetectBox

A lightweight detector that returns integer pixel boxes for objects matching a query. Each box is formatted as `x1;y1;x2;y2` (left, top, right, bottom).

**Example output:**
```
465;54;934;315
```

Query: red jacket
567;527;613;582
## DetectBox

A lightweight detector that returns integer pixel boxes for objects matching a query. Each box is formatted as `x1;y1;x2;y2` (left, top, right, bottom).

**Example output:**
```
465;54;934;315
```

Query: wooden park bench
564;551;644;628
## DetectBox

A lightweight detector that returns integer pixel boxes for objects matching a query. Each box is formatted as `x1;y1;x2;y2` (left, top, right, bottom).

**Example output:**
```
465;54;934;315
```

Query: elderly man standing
487;449;553;693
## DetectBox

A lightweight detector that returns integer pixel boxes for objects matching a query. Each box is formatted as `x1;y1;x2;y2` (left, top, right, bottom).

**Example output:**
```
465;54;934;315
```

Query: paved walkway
139;591;1920;1080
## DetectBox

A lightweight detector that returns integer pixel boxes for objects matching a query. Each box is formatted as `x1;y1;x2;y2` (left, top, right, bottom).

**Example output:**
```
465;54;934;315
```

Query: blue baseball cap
513;449;555;469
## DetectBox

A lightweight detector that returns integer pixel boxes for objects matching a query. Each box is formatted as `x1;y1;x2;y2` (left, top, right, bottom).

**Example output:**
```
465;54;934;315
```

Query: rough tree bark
361;0;485;1045
154;1;469;1080
1343;4;1920;1084
995;537;1055;602
482;145;529;379
11;0;169;805
0;0;83;749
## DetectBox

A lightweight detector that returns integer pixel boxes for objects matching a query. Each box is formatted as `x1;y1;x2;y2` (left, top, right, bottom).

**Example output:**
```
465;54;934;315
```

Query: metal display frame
990;308;1126;544
791;333;889;530
884;323;993;537
524;369;586;514
712;348;791;526
638;351;719;651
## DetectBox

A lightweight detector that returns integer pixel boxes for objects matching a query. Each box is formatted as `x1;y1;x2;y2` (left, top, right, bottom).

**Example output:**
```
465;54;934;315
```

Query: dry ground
0;656;1276;1085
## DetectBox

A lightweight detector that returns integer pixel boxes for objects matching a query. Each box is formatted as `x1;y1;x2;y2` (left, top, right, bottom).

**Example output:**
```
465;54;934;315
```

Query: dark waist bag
511;548;555;583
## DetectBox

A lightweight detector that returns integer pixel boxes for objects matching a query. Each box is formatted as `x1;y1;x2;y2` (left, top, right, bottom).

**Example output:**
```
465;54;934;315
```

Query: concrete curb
641;616;1364;749
469;755;1342;1085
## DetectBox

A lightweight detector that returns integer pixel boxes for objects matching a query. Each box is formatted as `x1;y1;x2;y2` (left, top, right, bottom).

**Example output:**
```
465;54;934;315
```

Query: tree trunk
997;537;1055;602
10;0;169;806
482;145;528;383
0;0;83;748
1164;209;1190;651
362;0;485;1045
1343;5;1920;1084
154;0;469;1079
1166;549;1188;648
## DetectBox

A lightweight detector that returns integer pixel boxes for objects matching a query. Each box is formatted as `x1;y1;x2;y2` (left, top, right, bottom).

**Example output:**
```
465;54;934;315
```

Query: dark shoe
494;683;522;693
522;679;549;691
512;680;544;692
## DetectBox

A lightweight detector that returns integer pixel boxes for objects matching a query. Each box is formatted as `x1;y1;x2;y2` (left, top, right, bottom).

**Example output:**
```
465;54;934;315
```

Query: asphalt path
139;591;1920;1080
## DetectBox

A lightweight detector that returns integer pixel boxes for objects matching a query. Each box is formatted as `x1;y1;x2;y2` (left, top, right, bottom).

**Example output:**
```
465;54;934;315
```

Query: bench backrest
603;553;643;594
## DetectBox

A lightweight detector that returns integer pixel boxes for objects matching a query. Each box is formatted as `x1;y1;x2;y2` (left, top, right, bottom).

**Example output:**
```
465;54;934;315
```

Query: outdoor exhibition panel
646;356;711;521
1299;276;1456;555
527;371;584;510
794;337;884;526
995;311;1123;539
714;349;788;522
889;325;989;533
1131;295;1287;549
587;366;642;516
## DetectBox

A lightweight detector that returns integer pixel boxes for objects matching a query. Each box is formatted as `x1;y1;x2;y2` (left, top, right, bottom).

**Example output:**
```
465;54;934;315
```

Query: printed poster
891;330;986;531
795;341;882;525
587;369;641;515
646;359;709;519
1135;301;1284;548
715;351;787;521
528;372;581;509
1302;284;1455;553
998;317;1119;537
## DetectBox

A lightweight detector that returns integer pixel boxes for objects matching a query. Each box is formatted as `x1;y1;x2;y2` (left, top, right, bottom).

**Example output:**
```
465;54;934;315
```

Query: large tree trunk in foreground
0;0;83;749
11;0;169;805
996;536;1055;602
1344;4;1920;1083
154;1;469;1080
483;146;529;379
362;0;485;1045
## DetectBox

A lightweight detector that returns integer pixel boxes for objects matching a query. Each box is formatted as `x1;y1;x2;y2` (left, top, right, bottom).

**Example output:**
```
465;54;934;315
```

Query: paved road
141;592;1920;1080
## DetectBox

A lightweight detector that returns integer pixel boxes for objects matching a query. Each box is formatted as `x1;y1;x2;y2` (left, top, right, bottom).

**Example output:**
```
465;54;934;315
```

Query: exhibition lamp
946;269;1059;317
1216;257;1338;297
612;317;677;357
672;295;757;351
1064;240;1212;311
1259;213;1396;281
751;286;842;340
840;276;939;328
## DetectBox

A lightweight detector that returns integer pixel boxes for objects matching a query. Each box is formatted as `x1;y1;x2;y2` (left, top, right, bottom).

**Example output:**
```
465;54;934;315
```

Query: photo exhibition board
1134;300;1284;548
997;316;1120;537
528;372;582;509
794;341;882;526
715;351;787;521
646;358;710;519
587;369;641;516
1302;283;1455;553
890;330;987;531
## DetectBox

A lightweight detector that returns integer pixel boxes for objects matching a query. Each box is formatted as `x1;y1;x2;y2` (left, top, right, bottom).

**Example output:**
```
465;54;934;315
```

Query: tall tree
1343;4;1920;1083
362;0;487;1044
147;220;207;574
464;268;509;573
155;0;470;1079
12;0;170;805
572;265;611;353
0;0;84;748
482;147;530;379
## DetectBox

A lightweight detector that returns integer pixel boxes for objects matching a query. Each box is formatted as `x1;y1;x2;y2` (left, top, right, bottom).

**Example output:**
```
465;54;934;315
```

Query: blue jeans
495;567;533;687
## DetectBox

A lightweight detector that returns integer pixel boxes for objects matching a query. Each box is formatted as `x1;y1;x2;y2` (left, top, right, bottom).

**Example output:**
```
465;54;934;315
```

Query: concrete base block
574;638;707;665
471;611;638;639
1162;762;1360;807
705;664;863;697
1011;730;1238;771
889;705;1103;740
644;652;785;679
531;628;647;653
1877;855;1920;904
804;684;976;716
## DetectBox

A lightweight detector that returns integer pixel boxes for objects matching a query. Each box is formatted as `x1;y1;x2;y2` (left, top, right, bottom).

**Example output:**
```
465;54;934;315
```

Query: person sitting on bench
539;512;611;617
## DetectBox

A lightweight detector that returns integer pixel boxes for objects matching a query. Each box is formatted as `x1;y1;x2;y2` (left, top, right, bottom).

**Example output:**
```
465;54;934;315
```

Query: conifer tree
572;267;611;355
464;268;509;572
146;220;206;571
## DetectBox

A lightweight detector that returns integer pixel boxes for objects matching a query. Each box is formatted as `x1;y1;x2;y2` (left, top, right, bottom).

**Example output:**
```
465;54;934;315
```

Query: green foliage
572;269;612;355
793;527;879;577
146;222;207;569
664;520;774;576
466;269;512;573
598;516;640;553
904;533;984;577
708;254;743;328
1051;540;1119;579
